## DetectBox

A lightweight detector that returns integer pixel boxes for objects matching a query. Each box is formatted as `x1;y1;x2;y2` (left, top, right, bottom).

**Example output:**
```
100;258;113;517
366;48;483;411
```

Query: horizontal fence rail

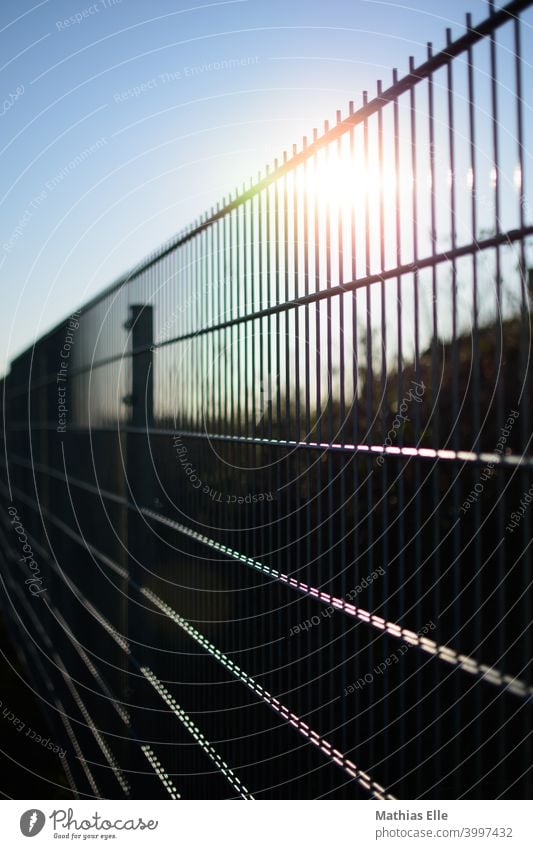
1;0;532;799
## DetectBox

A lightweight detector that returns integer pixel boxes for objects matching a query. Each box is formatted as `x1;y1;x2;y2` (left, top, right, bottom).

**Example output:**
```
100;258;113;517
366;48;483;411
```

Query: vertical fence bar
2;1;532;801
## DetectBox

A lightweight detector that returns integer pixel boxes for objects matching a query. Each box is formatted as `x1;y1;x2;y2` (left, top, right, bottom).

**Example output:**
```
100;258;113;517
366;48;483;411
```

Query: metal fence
1;0;532;800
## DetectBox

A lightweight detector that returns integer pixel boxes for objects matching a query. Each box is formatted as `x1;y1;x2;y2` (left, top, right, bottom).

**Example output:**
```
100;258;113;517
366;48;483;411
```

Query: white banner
1;799;531;848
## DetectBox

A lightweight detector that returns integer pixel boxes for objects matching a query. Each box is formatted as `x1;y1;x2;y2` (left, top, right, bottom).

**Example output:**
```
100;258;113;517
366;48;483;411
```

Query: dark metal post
125;304;157;795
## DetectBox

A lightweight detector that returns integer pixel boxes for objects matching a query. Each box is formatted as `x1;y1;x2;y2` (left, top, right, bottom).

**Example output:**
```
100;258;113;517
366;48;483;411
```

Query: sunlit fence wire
1;0;532;799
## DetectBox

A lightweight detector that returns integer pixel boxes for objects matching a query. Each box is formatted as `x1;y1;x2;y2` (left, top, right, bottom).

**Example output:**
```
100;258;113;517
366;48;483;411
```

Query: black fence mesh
1;0;532;800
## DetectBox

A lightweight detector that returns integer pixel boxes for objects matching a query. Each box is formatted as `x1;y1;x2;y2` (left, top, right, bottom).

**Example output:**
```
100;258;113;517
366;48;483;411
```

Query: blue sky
0;0;528;375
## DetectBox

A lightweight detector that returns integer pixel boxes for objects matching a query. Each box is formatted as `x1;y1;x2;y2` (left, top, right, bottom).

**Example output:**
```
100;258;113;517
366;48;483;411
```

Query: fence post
124;304;157;794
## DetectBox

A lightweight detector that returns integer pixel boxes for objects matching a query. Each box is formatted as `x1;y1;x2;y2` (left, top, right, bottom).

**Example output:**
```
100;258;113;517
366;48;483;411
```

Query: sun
295;149;408;214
